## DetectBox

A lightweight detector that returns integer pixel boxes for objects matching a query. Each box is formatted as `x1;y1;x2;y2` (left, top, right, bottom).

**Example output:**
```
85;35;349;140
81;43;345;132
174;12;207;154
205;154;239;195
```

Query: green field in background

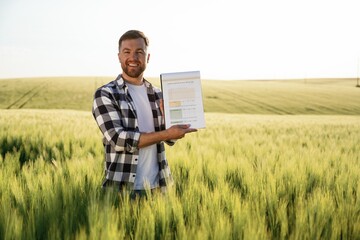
1;77;359;114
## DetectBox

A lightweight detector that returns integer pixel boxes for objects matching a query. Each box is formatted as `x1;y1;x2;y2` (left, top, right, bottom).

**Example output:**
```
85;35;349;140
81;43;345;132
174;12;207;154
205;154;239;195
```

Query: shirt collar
115;74;152;89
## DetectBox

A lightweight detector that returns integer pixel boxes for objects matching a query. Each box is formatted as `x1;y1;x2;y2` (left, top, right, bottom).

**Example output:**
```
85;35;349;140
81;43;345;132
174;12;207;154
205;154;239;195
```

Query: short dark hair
118;30;149;52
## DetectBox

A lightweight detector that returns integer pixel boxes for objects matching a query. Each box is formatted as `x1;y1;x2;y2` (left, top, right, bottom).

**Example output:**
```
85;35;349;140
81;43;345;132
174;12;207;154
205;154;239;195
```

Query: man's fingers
187;128;198;133
159;99;164;116
178;124;191;129
177;124;197;132
167;124;197;140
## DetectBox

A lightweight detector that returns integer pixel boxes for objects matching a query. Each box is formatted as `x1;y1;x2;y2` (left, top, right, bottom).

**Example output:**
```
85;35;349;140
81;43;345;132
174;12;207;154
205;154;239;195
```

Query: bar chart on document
160;71;206;129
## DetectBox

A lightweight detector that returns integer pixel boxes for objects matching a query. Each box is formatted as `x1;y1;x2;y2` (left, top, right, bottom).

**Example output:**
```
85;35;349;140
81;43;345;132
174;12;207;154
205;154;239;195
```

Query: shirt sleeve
92;87;140;153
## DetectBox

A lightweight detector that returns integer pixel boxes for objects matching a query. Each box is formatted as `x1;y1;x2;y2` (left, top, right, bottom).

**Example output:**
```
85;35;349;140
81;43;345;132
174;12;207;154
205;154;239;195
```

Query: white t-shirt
127;83;159;190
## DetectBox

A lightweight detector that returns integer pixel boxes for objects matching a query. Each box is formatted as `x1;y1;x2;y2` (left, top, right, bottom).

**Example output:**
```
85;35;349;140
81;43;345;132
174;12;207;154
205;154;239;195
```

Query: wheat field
0;77;360;239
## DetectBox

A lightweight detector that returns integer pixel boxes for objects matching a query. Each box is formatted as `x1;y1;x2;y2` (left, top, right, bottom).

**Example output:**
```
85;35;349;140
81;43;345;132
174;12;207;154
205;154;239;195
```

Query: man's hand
166;124;197;140
138;124;197;148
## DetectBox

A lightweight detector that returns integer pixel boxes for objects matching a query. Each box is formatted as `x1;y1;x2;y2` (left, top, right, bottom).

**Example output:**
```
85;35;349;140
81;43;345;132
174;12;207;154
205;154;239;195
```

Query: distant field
0;77;359;114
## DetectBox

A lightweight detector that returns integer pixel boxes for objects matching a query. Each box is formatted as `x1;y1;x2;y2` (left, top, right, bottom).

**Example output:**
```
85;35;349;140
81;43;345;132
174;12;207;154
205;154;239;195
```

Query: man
92;30;197;197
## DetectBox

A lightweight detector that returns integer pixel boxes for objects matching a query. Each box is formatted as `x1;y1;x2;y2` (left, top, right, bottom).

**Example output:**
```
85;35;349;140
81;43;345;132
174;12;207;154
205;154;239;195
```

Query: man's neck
122;74;144;86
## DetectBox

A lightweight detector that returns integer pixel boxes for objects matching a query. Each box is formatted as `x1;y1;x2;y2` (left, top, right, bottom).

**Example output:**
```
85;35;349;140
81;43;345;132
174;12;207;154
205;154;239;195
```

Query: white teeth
129;63;138;67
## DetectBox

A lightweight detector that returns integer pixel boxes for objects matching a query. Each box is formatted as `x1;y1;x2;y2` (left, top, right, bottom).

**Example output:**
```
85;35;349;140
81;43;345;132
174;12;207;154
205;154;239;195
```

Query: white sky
1;0;359;80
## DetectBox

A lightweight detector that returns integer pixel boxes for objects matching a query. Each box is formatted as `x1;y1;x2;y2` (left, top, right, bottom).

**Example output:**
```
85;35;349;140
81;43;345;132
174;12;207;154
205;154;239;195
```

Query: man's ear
118;53;121;63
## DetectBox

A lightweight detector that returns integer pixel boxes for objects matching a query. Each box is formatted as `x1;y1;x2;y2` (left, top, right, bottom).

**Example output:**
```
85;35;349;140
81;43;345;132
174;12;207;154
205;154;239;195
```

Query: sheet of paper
160;71;205;129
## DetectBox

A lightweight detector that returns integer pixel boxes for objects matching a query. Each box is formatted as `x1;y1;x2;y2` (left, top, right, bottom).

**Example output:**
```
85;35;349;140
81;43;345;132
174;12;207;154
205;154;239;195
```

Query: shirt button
135;159;138;161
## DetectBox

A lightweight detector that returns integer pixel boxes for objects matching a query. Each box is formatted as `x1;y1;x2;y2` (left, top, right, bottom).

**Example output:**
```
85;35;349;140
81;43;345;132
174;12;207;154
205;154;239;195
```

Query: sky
1;0;359;80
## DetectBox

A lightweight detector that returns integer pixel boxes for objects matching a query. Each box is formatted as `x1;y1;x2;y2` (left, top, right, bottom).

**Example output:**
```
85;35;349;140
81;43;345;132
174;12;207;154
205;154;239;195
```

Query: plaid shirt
92;75;174;190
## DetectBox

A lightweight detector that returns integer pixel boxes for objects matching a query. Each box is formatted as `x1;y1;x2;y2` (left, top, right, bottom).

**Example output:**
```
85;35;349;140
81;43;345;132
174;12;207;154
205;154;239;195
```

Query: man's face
118;38;149;79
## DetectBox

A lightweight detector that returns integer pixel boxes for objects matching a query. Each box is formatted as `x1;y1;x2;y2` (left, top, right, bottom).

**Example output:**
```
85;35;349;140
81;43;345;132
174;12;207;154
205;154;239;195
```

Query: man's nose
130;53;138;60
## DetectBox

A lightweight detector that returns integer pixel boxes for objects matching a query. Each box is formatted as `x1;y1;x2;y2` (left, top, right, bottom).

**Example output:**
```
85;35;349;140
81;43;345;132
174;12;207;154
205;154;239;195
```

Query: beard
122;62;146;78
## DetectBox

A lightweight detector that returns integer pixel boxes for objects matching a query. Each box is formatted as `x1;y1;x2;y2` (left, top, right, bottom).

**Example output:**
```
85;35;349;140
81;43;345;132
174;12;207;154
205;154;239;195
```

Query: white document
160;71;205;129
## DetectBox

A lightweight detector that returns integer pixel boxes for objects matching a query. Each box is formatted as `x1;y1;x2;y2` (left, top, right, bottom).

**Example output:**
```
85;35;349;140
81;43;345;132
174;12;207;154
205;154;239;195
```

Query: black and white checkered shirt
92;75;174;190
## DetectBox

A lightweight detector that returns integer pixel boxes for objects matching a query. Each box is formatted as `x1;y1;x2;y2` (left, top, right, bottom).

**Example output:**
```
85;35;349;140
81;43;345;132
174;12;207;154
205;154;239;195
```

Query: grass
0;77;360;239
1;110;360;239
